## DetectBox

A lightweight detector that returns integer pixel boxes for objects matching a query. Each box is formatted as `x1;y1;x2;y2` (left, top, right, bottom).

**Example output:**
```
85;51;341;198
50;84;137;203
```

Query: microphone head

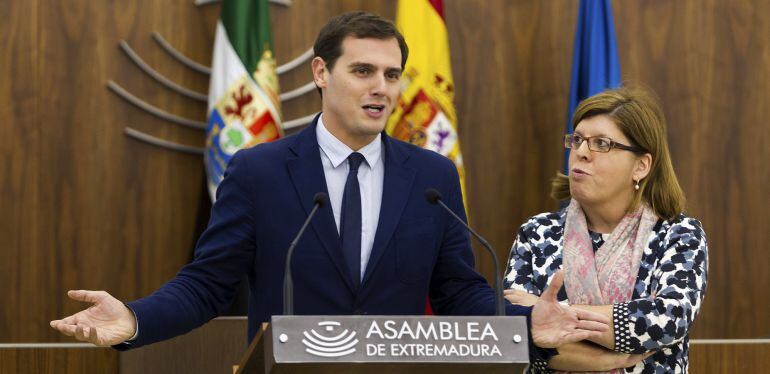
424;188;442;205
313;192;329;208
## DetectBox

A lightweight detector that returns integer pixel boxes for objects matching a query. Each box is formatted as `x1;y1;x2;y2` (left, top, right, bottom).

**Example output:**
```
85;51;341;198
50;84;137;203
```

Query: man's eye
386;72;400;80
355;68;370;75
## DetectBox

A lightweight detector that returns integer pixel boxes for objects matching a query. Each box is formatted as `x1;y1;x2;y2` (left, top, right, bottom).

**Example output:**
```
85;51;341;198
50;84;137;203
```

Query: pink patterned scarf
559;199;657;374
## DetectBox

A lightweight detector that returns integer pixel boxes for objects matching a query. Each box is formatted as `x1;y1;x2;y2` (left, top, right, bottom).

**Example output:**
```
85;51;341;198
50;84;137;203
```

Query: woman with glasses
503;87;708;373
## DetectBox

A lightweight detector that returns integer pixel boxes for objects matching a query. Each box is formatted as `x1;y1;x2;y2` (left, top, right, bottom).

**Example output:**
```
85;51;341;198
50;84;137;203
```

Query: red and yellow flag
387;0;467;207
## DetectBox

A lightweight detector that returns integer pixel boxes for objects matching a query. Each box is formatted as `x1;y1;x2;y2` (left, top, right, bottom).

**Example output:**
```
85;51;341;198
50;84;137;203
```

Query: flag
564;0;621;172
388;0;467;208
390;0;466;316
206;0;282;200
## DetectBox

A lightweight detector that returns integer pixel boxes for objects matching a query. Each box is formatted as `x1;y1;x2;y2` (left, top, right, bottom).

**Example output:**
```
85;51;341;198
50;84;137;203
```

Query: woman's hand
547;341;655;371
503;288;541;307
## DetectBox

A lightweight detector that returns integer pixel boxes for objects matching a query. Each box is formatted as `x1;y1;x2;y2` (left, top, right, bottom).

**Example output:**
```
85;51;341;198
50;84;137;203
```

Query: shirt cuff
613;302;633;353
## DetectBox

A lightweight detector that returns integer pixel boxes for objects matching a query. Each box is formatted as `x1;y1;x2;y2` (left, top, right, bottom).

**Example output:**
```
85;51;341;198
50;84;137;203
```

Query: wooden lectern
233;315;530;374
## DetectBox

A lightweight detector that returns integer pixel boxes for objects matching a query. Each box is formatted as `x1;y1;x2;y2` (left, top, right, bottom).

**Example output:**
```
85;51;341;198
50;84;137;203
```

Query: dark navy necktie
341;152;365;288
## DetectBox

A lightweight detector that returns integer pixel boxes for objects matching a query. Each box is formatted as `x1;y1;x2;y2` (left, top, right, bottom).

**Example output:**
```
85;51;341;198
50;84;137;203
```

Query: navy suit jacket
127;116;530;348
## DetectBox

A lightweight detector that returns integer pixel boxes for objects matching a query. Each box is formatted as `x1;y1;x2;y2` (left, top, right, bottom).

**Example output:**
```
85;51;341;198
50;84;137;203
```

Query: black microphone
424;188;505;316
283;192;328;315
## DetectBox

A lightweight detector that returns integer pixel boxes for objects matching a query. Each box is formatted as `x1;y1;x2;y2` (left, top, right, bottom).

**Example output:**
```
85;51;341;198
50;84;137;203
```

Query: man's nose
370;75;387;96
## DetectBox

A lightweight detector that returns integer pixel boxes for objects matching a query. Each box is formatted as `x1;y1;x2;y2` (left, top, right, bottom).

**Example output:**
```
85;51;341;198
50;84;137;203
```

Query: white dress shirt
316;115;384;281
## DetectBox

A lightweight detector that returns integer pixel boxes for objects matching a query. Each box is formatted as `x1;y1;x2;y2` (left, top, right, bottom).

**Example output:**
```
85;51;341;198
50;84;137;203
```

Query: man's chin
358;120;388;135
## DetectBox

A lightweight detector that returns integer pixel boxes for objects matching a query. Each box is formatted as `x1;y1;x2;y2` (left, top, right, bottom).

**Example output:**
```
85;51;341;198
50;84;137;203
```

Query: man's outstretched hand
528;271;610;348
49;290;136;346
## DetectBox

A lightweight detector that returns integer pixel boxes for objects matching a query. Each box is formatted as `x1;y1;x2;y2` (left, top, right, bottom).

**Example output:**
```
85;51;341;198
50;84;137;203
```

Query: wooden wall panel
0;0;43;342
1;0;768;343
613;0;770;339
444;0;576;286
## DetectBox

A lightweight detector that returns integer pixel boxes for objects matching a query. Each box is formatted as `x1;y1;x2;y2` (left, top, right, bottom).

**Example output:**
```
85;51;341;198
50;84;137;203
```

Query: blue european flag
564;0;621;173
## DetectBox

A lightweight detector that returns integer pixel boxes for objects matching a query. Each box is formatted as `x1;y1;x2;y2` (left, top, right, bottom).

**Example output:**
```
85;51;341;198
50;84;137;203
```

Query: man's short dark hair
313;11;409;71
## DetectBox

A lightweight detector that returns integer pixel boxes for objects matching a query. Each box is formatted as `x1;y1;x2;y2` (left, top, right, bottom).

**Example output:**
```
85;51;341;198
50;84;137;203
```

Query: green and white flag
206;0;282;200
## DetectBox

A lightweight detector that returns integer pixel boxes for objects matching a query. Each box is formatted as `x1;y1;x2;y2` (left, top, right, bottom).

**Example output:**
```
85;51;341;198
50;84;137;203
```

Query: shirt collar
317;114;382;169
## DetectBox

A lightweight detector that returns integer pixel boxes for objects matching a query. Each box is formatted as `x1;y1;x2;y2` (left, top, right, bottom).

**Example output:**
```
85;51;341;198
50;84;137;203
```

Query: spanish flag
387;0;467;208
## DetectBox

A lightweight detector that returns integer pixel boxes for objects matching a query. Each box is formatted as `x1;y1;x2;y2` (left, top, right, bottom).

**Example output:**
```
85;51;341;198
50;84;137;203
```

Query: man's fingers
540;270;564;302
575;308;611;326
51;322;77;337
57;314;79;325
67;290;103;304
74;324;88;341
88;326;101;345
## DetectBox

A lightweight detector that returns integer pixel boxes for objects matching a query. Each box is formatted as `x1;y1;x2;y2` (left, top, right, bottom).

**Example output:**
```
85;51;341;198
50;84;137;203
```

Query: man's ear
311;57;328;89
634;153;652;182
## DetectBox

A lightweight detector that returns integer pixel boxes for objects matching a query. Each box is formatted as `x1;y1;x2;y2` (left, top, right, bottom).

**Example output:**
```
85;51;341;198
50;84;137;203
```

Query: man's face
312;36;402;150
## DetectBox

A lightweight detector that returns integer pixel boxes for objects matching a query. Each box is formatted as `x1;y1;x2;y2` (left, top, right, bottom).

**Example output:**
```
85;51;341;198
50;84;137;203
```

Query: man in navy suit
51;11;607;353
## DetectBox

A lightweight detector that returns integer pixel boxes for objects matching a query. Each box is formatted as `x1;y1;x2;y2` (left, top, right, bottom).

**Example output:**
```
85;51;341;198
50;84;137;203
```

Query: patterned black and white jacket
504;209;708;373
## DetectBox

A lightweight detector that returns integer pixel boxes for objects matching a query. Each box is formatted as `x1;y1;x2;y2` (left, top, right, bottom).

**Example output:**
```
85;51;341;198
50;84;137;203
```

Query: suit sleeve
125;151;257;348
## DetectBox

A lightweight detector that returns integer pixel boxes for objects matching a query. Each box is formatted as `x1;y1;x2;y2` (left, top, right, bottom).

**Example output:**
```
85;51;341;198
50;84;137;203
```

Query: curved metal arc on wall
124;127;205;155
114;0;317;154
119;40;208;102
152;32;314;77
109;77;316;132
107;81;207;130
283;112;318;130
275;48;314;75
151;32;211;74
142;34;315;102
123;110;317;155
279;81;316;101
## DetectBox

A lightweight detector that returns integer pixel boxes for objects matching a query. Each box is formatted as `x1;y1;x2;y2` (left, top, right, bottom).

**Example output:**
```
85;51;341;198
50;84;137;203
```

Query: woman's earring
634;179;640;191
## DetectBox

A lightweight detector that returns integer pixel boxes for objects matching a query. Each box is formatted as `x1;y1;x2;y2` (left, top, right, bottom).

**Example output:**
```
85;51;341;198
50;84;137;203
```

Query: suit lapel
286;117;356;293
362;136;415;286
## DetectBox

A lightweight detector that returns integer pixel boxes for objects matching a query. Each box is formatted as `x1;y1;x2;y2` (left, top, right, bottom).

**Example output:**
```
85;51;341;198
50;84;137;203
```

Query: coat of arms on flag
387;0;467;206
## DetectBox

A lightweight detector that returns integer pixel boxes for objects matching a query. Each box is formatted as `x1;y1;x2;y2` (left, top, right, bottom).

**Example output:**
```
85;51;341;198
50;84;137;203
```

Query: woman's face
568;115;648;209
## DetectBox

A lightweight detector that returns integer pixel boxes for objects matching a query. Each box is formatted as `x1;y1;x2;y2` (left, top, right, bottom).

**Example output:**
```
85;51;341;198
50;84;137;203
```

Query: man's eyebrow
385;67;403;75
348;62;375;70
347;62;402;75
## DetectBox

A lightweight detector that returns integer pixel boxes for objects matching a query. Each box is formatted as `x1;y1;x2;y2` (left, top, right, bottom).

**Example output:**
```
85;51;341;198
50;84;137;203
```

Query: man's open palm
49;290;136;346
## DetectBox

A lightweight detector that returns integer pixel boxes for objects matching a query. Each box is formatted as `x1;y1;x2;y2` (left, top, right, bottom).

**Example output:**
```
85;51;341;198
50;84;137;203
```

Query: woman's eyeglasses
564;134;645;154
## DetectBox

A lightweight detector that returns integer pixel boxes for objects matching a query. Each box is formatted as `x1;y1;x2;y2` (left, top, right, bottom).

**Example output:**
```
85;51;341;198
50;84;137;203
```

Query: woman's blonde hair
552;87;685;220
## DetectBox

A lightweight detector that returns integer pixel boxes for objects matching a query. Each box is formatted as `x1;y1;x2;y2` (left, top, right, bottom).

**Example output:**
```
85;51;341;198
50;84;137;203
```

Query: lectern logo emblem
301;321;358;357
